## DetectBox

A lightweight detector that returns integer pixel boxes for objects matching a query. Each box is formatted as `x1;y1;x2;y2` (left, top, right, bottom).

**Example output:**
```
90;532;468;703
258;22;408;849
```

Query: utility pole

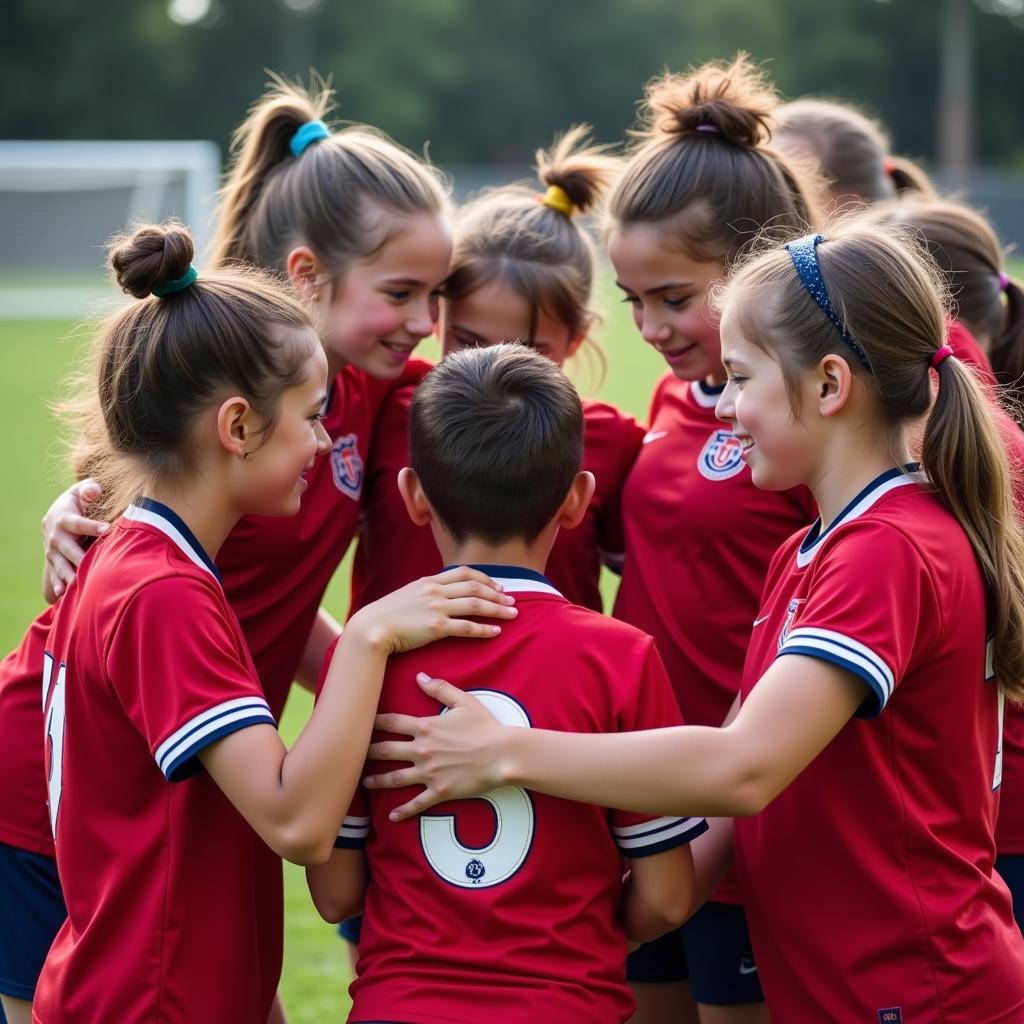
938;0;974;176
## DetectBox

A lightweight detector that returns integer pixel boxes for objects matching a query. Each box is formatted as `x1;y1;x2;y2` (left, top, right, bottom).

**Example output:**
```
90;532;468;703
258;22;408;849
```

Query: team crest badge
330;433;363;499
697;429;745;481
465;858;486;884
778;598;806;652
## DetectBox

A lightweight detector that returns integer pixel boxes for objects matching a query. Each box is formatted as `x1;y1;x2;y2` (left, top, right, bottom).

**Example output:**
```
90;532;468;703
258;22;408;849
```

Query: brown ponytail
444;125;619;379
721;221;1024;699
211;73;449;275
608;54;820;264
862;196;1024;408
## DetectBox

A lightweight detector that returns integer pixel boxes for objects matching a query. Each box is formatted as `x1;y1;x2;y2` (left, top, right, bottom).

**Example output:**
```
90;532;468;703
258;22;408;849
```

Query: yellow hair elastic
540;184;574;218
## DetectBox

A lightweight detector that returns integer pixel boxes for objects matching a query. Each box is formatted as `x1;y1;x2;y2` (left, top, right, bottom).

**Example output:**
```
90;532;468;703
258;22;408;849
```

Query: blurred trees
4;0;1023;167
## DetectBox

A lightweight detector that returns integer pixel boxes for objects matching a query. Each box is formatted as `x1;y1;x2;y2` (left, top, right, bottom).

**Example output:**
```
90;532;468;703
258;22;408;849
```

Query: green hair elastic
151;264;198;297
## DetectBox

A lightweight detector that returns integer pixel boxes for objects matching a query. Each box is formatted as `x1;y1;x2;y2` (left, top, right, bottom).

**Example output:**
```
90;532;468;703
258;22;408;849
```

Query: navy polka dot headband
785;234;872;372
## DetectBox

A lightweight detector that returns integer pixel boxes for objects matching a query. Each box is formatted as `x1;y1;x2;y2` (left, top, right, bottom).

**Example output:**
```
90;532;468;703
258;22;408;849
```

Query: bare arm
306;847;369;924
365;655;866;821
294;606;344;694
621;845;695;944
199;568;518;865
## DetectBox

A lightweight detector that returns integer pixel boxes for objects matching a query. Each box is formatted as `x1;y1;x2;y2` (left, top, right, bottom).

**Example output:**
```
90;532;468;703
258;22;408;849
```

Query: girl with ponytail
366;222;1024;1022
600;54;820;1023
350;124;641;616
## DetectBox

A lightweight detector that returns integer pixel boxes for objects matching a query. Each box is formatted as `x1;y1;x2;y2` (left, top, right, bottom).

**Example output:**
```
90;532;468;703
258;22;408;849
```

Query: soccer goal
0;140;220;319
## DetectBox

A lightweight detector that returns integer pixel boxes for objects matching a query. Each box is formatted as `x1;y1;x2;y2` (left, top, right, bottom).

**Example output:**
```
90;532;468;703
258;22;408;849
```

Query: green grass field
0;282;662;1021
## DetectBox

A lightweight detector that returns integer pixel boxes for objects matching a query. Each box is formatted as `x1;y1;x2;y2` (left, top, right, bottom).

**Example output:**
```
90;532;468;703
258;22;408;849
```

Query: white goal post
0;141;220;319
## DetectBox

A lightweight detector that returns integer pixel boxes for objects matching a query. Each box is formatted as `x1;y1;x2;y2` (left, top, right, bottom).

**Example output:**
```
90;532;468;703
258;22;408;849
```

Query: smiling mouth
659;342;697;361
381;341;415;355
736;435;755;452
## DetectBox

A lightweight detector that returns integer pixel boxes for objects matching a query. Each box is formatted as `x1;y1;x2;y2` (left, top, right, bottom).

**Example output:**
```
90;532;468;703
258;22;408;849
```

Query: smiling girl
366;220;1024;1024
601;55;819;1024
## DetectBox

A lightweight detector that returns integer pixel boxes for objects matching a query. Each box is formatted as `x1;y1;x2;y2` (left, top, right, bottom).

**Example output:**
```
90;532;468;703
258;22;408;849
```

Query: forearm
501;725;764;818
275;629;388;857
294;606;343;693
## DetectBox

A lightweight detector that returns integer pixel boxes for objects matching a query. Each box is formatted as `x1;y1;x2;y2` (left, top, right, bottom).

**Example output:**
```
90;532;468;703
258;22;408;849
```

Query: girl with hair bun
26;75;458;1020
30;223;513;1024
775;97;936;209
598;54;818;1023
366;222;1024;1024
350;124;641;616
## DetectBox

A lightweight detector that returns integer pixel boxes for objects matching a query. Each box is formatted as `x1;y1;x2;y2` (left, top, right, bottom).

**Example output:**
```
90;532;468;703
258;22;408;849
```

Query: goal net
0;141;220;319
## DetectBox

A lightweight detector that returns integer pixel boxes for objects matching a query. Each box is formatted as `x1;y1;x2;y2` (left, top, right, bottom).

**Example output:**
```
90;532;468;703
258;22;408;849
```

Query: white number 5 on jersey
419;690;534;889
43;652;67;837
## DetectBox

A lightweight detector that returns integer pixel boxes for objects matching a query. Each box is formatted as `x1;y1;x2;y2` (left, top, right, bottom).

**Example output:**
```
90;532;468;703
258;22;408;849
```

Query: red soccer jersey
613;375;815;902
349;377;645;613
0;606;55;857
218;363;402;717
735;468;1024;1021
35;499;282;1024
328;567;706;1024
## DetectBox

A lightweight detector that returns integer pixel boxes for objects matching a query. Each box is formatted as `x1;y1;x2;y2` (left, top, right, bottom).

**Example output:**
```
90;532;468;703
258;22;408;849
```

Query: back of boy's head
410;344;584;545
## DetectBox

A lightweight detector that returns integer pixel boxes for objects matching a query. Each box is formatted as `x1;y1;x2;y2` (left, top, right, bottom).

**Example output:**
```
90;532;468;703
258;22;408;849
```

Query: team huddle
2;53;1024;1024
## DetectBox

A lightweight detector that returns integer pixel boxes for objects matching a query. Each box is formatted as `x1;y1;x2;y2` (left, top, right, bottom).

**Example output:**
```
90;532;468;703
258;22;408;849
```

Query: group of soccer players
2;52;1024;1023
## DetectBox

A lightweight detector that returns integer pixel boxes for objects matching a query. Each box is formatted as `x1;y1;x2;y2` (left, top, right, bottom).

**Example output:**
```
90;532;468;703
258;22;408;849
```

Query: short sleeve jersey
735;468;1024;1021
349;381;645;614
612;375;815;903
327;567;707;1024
0;605;55;856
218;363;402;717
35;499;282;1024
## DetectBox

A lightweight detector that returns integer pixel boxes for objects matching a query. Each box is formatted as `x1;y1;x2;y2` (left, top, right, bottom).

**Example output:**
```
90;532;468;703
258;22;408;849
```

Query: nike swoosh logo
739;960;758;975
752;614;771;626
642;430;668;445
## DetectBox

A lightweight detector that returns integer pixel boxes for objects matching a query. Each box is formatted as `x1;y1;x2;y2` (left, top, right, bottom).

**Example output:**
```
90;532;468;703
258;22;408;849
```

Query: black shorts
625;901;764;1005
0;842;67;1000
996;853;1024;934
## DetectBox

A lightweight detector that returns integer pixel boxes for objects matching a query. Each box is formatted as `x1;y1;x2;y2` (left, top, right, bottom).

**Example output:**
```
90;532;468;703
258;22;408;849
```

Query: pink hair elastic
999;271;1010;291
930;344;954;368
695;124;720;133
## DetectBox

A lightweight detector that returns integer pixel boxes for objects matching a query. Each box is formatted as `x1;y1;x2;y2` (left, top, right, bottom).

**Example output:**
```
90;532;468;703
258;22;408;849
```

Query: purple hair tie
999;271;1010;292
695;124;720;134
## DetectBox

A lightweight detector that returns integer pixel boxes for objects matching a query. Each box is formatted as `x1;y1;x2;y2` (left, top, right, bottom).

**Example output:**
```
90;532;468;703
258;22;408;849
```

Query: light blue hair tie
290;119;331;158
785;234;872;372
151;264;198;297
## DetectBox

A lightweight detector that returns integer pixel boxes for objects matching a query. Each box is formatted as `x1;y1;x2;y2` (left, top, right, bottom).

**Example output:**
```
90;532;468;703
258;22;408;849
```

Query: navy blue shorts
626;901;764;1005
339;914;363;944
0;842;67;1000
997;853;1024;934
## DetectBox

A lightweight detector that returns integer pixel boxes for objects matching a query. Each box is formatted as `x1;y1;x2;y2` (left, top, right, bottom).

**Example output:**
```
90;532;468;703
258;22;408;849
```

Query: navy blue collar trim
798;464;921;560
444;563;556;587
697;380;725;396
131;497;222;582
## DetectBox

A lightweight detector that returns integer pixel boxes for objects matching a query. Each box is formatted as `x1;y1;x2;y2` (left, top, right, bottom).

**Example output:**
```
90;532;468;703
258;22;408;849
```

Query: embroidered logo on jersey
330;433;363;499
777;598;806;652
877;1009;902;1024
697;429;745;481
465;858;486;883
